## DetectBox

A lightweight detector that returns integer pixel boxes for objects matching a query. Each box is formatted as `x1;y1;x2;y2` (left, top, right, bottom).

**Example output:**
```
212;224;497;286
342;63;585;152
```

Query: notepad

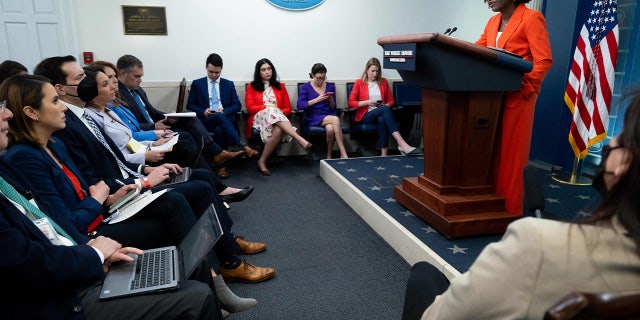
149;134;179;151
163;112;196;118
104;188;170;224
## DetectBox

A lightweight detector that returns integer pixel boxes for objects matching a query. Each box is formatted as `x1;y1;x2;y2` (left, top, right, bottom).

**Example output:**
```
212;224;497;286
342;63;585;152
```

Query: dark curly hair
589;87;640;255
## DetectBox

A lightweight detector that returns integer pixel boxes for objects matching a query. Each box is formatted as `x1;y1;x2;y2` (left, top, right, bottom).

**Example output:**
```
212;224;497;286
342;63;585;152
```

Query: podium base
394;177;518;239
551;173;592;186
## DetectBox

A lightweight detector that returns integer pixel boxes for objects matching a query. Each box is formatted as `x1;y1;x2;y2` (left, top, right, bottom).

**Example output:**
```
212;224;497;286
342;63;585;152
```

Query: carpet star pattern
324;156;599;273
449;245;468;254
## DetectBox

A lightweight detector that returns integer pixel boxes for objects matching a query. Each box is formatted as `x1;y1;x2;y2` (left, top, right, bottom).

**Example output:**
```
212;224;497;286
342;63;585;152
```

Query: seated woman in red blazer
245;58;311;176
348;57;421;156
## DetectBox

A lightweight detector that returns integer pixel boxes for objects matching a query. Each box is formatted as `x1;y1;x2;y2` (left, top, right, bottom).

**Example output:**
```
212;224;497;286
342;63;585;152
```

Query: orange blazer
475;3;552;99
347;78;395;122
244;82;291;137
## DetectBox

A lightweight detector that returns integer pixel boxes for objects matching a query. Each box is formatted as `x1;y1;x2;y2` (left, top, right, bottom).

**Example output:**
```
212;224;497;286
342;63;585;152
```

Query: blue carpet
323;156;601;273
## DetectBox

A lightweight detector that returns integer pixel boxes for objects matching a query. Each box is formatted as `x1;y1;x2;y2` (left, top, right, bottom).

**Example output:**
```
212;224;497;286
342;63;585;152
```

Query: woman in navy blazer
4;74;198;249
0;74;221;320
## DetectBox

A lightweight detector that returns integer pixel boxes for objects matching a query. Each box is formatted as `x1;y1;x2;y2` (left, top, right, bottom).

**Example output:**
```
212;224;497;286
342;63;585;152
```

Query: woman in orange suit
476;0;552;215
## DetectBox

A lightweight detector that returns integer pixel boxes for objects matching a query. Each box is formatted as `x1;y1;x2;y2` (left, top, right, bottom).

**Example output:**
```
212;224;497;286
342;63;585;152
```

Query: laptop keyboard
130;250;173;289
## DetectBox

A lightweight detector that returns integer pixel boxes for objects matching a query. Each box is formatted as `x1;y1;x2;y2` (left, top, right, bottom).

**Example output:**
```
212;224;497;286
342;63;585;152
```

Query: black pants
401;261;451;320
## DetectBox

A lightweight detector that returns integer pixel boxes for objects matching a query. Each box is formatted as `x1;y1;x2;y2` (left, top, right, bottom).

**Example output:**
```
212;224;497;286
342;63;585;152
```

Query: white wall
74;0;494;83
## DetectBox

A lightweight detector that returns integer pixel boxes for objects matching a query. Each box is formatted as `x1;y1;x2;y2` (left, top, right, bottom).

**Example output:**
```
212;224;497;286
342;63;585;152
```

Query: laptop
99;203;224;300
158;136;204;186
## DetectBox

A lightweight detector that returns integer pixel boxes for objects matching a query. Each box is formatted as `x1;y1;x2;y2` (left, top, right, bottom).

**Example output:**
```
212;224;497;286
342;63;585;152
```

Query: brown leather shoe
244;146;259;158
217;167;229;179
220;260;275;283
236;236;266;254
213;150;243;164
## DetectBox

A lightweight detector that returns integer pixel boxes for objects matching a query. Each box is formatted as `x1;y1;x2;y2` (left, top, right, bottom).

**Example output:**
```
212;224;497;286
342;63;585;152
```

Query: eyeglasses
601;144;624;175
602;144;624;160
0;100;6;114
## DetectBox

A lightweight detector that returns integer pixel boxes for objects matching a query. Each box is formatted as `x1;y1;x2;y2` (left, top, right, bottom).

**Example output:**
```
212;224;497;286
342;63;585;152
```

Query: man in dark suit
0;100;220;319
116;54;245;171
186;53;259;178
34;56;276;283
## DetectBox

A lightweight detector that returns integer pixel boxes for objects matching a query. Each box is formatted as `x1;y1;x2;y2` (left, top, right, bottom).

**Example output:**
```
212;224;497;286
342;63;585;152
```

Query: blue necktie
82;112;144;178
0;176;77;244
130;90;154;124
210;81;220;109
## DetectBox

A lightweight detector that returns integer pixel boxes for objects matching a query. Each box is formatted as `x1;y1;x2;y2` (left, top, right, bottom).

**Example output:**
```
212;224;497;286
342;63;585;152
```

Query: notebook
157;136;204;186
104;188;170;224
99;203;224;300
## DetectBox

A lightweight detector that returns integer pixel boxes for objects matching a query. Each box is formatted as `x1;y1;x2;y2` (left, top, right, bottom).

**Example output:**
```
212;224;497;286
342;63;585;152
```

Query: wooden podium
379;33;533;238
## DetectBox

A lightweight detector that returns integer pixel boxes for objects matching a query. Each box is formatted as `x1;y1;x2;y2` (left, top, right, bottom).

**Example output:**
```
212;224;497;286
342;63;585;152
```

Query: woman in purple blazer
297;63;348;159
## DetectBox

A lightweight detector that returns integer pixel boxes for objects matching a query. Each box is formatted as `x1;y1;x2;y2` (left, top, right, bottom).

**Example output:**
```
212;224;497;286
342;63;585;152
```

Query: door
0;0;76;72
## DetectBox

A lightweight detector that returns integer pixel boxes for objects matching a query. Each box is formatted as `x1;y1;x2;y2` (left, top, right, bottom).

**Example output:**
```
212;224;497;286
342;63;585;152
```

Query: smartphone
325;92;334;96
162;132;179;138
376;100;384;105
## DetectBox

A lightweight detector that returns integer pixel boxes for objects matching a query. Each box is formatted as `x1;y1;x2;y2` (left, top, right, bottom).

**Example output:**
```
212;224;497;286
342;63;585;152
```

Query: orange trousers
495;92;538;216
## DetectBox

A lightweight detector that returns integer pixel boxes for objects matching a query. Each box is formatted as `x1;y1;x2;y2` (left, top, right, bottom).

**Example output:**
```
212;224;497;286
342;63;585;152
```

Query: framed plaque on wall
122;6;167;35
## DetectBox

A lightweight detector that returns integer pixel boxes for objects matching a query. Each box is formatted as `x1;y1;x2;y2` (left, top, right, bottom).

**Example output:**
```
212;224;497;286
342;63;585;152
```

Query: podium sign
379;33;532;238
383;43;416;71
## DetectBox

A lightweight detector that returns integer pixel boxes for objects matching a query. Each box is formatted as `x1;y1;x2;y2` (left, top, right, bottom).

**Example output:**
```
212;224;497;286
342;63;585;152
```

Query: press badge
34;218;64;245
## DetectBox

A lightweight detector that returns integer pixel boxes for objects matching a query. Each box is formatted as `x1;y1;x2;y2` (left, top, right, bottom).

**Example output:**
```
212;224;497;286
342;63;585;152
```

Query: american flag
564;0;618;159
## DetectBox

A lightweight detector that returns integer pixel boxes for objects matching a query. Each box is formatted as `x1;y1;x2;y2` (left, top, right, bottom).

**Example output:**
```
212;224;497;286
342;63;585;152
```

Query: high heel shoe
398;146;423;156
257;164;270;176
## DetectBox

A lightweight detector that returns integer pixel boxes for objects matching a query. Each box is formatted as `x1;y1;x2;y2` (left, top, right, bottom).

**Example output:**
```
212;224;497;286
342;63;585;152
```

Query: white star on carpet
548;184;561;189
370;186;381;191
403;165;414;169
576;195;591;200
392;158;401;161
385;197;397;203
401;210;413;217
336;161;347;165
365;159;375;163
347;168;356;172
421;226;437;234
449;245;468;254
357;177;369;181
576;210;592;218
389;175;399;179
376;166;386;171
546;197;560;203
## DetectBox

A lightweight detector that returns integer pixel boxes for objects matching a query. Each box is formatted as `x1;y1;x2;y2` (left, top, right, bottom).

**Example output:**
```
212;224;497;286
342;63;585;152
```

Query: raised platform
319;155;599;281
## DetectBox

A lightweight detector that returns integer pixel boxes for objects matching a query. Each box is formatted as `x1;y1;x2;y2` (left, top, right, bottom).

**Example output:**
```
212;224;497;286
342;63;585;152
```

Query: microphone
443;27;451;35
523;165;545;218
448;27;458;36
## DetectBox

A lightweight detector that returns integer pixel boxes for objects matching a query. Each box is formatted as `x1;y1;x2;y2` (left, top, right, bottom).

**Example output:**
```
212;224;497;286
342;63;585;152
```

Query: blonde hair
360;57;382;84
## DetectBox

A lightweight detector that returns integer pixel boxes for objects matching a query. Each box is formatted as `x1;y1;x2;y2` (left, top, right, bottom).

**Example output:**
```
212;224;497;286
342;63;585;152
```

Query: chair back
393;81;421;108
523;164;545;218
544;291;640;320
175;77;186;113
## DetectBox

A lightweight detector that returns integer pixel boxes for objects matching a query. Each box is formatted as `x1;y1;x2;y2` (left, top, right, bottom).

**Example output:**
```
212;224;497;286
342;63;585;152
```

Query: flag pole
552;156;592;186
